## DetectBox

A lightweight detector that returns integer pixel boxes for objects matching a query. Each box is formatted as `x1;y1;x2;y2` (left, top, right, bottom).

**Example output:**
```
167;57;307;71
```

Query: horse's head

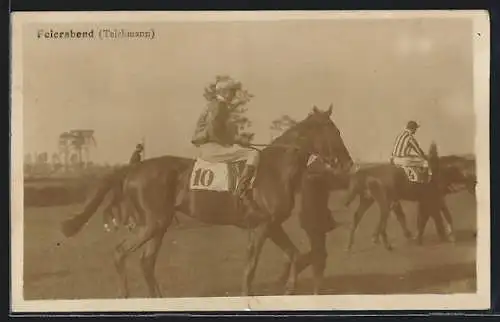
440;156;477;195
288;104;354;174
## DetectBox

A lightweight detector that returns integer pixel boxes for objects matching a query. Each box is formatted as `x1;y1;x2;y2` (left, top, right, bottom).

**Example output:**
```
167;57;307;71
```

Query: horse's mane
255;115;313;169
270;118;308;146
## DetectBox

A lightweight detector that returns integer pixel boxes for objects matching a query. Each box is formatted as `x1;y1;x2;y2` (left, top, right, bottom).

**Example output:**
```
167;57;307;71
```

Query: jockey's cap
406;120;420;130
215;77;241;93
136;143;144;150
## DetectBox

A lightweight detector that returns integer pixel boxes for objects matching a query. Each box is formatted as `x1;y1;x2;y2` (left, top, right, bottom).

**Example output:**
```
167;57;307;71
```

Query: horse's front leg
440;200;455;242
268;224;300;295
242;222;270;296
347;196;373;251
391;201;414;241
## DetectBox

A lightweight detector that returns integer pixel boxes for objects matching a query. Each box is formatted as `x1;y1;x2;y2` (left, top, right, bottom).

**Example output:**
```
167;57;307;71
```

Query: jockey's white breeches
196;143;259;166
391;155;428;168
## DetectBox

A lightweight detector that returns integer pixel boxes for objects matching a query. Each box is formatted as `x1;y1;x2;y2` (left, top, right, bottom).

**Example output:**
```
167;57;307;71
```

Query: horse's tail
60;168;127;238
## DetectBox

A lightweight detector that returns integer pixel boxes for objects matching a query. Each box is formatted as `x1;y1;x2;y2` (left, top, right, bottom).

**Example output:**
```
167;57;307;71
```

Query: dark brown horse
410;155;476;241
341;145;478;251
286;153;475;294
101;171;180;233
340;154;476;250
60;105;354;298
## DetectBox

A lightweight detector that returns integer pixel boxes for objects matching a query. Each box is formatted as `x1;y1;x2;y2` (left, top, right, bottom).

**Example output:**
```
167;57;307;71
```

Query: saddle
188;158;254;194
184;158;259;226
397;165;432;184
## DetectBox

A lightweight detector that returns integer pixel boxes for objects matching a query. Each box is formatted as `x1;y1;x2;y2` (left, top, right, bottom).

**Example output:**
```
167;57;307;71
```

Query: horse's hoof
372;237;380;245
285;281;296;295
276;275;288;288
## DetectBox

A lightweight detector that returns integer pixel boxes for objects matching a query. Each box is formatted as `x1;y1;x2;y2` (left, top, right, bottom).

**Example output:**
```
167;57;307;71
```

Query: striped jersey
392;129;422;157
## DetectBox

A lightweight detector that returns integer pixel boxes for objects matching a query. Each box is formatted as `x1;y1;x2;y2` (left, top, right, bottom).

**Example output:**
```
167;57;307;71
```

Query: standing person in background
129;143;144;165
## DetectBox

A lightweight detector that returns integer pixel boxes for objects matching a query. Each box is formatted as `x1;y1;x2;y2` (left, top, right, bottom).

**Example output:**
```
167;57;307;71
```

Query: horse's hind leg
113;239;130;298
371;189;392;251
140;230;167;298
416;200;432;245
391;202;414;241
346;196;373;252
242;222;270;296
440;201;455;242
103;205;113;232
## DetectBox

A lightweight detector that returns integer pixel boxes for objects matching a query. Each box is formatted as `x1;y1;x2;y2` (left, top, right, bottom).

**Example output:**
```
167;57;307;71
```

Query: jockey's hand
234;137;251;147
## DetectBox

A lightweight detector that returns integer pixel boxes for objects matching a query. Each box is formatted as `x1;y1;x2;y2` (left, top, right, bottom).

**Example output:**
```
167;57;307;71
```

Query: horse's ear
312;105;320;114
326;104;333;116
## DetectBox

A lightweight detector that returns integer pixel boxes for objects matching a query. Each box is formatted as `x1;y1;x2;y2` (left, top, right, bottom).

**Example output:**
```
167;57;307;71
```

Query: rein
248;142;333;168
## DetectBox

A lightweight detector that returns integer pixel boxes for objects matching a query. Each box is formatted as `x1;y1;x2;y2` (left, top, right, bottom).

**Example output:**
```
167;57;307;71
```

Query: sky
22;17;475;164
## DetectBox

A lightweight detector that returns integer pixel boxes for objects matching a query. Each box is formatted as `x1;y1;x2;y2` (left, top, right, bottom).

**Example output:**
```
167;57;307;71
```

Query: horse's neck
429;156;440;183
260;144;309;188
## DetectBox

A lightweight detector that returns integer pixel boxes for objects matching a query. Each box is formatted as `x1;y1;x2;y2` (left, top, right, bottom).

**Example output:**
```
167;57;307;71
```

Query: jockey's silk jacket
191;100;237;147
129;150;141;165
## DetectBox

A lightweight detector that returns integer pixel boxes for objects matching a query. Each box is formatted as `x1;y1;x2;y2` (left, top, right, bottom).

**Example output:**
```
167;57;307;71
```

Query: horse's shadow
451;228;477;245
266;261;476;296
202;261;476;297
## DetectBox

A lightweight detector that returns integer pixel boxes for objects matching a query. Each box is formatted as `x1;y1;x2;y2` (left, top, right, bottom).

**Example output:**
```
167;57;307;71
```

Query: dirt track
23;191;477;299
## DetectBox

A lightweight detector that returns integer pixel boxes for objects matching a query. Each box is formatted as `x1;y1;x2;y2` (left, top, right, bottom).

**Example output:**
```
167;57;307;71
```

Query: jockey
390;121;429;172
191;76;260;203
129;143;144;165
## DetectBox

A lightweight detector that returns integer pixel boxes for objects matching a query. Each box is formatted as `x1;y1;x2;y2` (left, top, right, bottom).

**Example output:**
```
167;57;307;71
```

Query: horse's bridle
248;142;350;174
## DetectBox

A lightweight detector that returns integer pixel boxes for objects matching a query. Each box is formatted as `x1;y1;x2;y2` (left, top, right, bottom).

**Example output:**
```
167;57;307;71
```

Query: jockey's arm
205;104;226;140
409;137;427;159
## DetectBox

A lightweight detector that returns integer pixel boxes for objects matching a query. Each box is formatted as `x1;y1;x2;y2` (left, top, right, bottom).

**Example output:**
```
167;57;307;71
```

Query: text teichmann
37;29;95;39
101;28;153;39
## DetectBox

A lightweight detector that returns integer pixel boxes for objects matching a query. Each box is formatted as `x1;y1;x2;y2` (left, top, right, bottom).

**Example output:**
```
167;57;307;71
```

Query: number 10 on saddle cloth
189;158;240;192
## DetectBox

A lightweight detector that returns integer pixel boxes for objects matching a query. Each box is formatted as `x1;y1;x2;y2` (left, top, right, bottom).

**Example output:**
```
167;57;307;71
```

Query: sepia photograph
10;10;490;312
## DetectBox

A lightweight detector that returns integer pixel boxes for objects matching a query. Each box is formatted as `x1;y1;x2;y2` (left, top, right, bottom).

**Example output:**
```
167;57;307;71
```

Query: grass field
23;190;477;299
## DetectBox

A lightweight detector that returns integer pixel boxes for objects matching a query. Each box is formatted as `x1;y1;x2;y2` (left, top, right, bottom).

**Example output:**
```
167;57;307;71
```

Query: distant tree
58;129;97;171
51;153;63;173
59;132;73;172
69;129;96;168
270;115;298;140
24;153;33;176
35;152;49;175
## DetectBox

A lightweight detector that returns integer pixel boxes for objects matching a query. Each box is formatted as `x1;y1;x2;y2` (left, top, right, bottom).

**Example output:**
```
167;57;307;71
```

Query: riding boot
235;164;258;209
235;164;255;195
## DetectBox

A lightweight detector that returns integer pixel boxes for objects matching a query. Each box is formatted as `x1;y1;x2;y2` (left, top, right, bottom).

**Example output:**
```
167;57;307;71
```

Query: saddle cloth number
190;158;230;192
403;167;421;183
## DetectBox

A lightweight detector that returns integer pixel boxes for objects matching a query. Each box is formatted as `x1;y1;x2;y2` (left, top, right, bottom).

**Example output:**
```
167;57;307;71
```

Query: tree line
24;77;299;178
